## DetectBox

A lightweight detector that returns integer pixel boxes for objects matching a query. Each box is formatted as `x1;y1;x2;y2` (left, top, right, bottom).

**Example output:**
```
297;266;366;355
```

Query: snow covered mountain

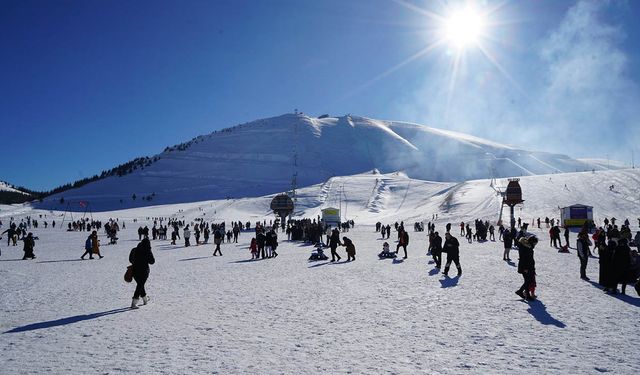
0;181;27;194
34;113;623;211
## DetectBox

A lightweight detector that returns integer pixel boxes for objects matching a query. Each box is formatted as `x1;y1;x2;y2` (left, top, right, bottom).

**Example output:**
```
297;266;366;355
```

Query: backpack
85;237;92;251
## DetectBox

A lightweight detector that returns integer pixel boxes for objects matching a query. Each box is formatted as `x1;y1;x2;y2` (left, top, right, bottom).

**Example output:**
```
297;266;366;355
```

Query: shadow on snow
37;259;84;264
4;308;130;334
439;275;459;288
178;256;211;262
526;300;566;328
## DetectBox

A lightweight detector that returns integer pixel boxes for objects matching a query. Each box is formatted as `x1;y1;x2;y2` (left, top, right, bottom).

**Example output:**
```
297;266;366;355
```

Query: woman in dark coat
515;234;537;300
612;239;631;295
129;238;155;309
342;237;356;261
22;233;36;260
599;240;616;292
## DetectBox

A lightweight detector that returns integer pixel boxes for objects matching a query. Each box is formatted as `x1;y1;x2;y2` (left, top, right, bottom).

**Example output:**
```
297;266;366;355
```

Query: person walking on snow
129;238;155;309
183;226;191;247
90;231;103;259
329;228;342;262
213;228;223;256
515;234;538;300
22;232;36;260
342;237;356;261
395;229;409;259
577;232;592;280
431;231;443;268
81;233;94;259
442;232;462;276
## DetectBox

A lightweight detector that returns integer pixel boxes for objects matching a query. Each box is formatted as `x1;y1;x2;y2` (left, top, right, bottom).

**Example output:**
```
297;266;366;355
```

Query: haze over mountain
33;113;622;211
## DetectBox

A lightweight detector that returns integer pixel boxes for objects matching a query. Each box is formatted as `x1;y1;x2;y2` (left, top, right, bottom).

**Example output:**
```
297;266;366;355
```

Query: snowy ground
1;219;639;374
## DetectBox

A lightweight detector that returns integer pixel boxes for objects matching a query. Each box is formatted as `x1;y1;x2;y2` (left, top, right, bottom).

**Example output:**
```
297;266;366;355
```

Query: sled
378;251;397;259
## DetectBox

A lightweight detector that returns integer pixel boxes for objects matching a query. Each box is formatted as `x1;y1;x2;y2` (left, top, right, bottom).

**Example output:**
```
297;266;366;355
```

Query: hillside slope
33;114;622;211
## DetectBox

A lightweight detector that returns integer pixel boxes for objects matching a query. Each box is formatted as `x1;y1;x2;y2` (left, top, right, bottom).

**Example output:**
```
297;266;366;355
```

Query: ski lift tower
270;194;294;231
502;179;524;230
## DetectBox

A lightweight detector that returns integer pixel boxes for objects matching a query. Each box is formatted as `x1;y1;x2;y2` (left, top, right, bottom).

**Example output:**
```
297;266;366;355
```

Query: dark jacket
613;241;631;282
23;235;35;254
266;231;278;248
256;232;266;246
432;235;443;254
329;230;341;248
443;236;460;259
129;239;155;277
343;237;356;255
503;230;513;248
517;237;535;274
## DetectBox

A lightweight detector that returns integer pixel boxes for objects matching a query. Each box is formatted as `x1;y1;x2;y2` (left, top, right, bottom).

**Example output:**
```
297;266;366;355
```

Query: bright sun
443;7;486;49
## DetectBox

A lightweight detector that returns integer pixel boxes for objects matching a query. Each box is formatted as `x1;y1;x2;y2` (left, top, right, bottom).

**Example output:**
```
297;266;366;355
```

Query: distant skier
442;232;461;276
129;238;155;309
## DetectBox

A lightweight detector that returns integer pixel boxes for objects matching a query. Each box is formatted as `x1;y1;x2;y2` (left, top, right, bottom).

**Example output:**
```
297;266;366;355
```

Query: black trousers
330;246;341;261
213;244;222;256
432;251;441;267
579;256;588;278
133;274;148;299
518;271;534;294
81;249;93;259
444;256;461;272
396;244;407;258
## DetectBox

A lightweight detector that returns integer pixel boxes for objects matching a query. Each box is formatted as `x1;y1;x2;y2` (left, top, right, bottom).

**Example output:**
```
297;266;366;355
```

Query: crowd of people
2;210;639;309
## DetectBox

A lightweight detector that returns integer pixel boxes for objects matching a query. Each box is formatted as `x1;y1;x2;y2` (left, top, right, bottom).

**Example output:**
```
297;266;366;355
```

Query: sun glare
443;7;485;49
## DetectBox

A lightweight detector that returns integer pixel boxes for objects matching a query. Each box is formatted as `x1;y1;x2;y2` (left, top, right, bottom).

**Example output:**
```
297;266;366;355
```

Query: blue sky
1;0;639;190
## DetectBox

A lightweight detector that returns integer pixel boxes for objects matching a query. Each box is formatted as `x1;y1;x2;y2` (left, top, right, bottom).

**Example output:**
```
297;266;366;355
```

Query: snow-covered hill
1;168;640;374
33;114;625;211
16;168;639;228
0;181;27;195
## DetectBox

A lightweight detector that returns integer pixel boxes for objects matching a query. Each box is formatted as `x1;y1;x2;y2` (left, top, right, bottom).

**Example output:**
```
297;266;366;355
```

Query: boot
457;268;462;276
443;266;449;276
142;296;150;305
131;298;140;309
